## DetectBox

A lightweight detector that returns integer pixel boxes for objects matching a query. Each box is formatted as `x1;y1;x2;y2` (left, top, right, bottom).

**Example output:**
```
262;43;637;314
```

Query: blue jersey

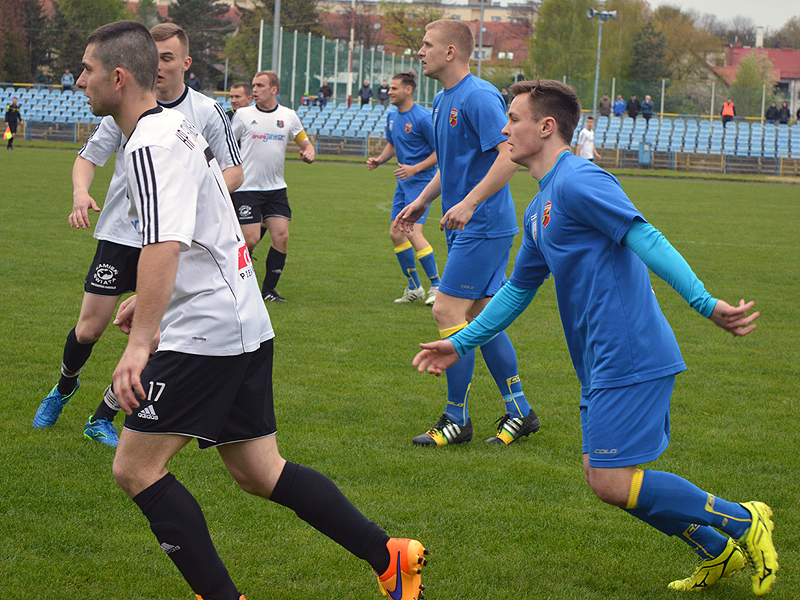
432;74;518;242
385;103;436;191
509;152;685;394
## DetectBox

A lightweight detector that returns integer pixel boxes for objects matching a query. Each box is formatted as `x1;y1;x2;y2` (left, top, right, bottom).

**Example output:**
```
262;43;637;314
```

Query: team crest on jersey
531;213;538;241
405;122;412;133
276;120;284;128
449;109;458;127
542;201;551;227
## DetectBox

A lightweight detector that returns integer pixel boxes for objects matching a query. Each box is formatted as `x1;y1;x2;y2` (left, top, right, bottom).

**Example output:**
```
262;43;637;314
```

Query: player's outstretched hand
440;200;475;231
710;299;759;337
394;200;426;233
367;157;380;170
413;340;460;376
114;295;137;335
113;343;150;414
69;191;101;229
394;163;417;181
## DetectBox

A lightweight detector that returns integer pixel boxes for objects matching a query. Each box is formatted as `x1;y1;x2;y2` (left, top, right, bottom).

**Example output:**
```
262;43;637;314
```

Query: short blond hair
150;23;189;57
254;70;280;93
426;19;475;63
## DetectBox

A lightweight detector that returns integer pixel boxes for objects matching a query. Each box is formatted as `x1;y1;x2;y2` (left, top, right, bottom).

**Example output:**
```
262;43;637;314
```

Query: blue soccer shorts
390;179;432;223
438;234;513;300
580;374;674;468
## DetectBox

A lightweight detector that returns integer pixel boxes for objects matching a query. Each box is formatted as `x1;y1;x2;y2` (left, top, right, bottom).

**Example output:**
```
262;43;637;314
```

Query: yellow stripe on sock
626;469;645;509
439;322;468;339
394;241;412;253
415;245;434;259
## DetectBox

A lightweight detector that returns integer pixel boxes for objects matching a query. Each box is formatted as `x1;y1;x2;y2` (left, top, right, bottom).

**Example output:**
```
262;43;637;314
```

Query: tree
628;21;669;82
598;0;648;81
651;5;721;81
49;0;131;76
0;0;31;82
379;2;442;54
768;15;800;49
136;0;163;29
730;52;776;118
528;0;595;80
169;0;236;85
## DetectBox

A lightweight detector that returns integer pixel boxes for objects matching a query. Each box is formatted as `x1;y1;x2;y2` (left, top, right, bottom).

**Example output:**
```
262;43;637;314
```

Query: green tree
599;0;647;81
136;0;162;29
0;0;31;82
49;0;131;76
730;52;776;118
379;1;443;54
768;15;800;49
628;21;669;81
651;5;721;81
169;0;235;85
528;0;595;80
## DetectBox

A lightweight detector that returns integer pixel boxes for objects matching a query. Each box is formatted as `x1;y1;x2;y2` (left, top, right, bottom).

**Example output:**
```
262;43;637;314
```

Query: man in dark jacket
598;93;611;117
641;95;654;124
5;97;22;149
778;102;790;125
358;80;373;106
627;94;640;121
765;102;778;124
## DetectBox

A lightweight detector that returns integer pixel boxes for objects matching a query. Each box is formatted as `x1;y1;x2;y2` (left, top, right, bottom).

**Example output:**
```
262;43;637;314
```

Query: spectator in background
627;94;640;121
765;102;778;124
358;80;373;106
501;88;510;105
186;72;202;91
613;94;626;118
796;106;800;125
61;69;75;92
318;80;333;107
598;93;611;117
721;98;735;128
778;101;790;125
377;80;390;106
641;94;654;125
5;97;23;150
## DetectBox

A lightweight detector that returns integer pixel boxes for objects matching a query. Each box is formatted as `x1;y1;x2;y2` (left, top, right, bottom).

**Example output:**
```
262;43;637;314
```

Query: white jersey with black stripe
158;85;242;171
79;116;140;247
125;106;273;356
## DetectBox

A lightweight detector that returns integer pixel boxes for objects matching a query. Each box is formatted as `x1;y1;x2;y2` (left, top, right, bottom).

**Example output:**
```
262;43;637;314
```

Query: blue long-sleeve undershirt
449;219;717;358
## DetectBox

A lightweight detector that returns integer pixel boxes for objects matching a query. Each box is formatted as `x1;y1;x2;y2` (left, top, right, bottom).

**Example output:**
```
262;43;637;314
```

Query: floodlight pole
271;0;281;72
588;8;616;120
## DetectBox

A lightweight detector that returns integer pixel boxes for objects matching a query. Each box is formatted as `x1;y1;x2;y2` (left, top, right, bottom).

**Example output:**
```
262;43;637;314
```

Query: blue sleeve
420;109;436;151
385;114;393;144
449;283;539;357
622;219;718;318
466;87;508;153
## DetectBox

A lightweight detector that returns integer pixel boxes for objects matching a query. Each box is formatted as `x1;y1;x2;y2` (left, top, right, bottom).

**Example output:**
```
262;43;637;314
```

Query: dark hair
509;79;581;145
391;71;417;91
231;82;253;96
86;21;158;91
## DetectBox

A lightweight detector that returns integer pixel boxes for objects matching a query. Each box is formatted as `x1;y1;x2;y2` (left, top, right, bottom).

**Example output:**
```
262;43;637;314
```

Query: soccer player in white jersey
231;70;314;303
77;20;427;600
33;23;244;447
576;115;601;162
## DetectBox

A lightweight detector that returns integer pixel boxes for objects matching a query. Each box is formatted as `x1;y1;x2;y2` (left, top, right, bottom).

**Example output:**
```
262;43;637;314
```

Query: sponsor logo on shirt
238;241;252;270
252;133;286;142
449;109;458;127
405;122;412;133
542;201;551;227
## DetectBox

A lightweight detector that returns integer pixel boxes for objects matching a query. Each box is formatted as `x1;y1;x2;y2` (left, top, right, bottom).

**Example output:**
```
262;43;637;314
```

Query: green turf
0;148;797;599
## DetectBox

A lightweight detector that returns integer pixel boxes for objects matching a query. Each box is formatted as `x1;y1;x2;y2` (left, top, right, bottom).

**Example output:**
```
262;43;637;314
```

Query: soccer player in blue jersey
395;19;538;446
412;79;778;595
368;71;440;305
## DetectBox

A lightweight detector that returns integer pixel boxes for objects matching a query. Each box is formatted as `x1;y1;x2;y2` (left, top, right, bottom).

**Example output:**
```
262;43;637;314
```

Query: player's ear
541;116;557;138
183;55;192;72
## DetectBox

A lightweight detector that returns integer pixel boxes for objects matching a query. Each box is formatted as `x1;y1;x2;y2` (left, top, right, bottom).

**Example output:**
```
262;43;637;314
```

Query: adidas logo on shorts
138;405;159;420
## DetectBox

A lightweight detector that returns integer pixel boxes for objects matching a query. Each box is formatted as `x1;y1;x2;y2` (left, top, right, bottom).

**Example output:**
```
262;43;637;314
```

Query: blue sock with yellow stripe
479;332;529;419
441;323;473;426
627;470;751;540
394;241;421;289
416;245;440;287
624;507;729;559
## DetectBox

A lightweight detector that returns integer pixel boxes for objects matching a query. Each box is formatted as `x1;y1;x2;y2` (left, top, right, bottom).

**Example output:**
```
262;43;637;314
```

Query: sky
645;0;797;32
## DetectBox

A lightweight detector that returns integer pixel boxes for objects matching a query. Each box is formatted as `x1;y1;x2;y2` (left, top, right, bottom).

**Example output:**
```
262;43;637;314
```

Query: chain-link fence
254;25;442;110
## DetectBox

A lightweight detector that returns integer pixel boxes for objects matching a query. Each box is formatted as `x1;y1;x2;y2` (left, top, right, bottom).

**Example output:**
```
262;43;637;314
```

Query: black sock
270;462;391;574
57;328;95;395
133;473;240;600
262;247;286;294
92;385;120;421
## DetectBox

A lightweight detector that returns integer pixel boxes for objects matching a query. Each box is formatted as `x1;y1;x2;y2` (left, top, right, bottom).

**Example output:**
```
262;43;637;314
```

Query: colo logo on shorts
449;109;458;127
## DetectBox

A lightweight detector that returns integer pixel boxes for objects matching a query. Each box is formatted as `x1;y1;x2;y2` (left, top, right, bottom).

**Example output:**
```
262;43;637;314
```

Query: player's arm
70;156;102;229
395;151;437;181
297;134;315;164
394;170;442;234
113;241;180;413
622;219;758;336
367;142;396;170
221;165;244;194
440;141;518;231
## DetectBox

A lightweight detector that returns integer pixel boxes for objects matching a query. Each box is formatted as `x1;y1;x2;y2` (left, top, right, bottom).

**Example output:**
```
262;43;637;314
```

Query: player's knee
74;321;106;344
245;231;260;252
587;476;628;507
112;459;139;497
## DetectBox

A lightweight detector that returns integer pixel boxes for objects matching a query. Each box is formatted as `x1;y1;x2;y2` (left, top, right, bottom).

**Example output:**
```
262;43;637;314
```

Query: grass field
0;148;798;599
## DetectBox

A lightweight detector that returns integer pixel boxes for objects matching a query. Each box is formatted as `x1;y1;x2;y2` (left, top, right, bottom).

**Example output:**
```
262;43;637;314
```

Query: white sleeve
78;116;123;167
289;111;304;140
202;102;243;172
126;145;197;249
